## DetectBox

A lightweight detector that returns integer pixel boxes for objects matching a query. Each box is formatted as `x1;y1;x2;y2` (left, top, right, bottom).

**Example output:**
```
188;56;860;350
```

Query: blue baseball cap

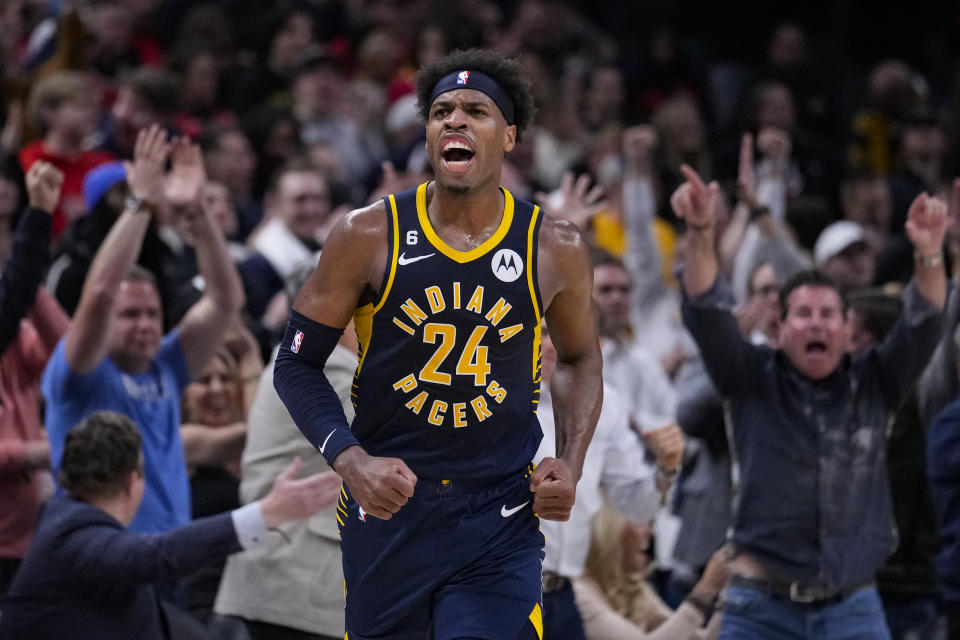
82;162;127;212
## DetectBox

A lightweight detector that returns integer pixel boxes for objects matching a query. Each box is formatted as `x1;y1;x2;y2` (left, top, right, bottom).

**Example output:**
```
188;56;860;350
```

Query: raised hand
755;126;792;162
670;164;720;231
127;124;170;207
643;422;685;475
536;171;608;230
164;136;206;211
905;192;948;256
736;133;757;207
260;458;343;528
622;125;659;174
529;457;576;521
25;160;65;213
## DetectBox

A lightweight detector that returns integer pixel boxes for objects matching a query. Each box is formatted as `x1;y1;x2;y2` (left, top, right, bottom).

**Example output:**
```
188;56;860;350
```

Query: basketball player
274;49;603;640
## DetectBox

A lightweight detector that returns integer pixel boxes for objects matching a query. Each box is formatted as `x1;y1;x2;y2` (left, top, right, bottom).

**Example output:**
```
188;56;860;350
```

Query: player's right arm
274;201;417;520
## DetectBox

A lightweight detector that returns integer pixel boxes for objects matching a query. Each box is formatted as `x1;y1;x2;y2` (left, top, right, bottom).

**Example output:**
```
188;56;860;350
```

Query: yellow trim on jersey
526;205;542;382
415;182;515;263
373;194;401;313
353;195;401;374
353;303;374;374
529;603;544;640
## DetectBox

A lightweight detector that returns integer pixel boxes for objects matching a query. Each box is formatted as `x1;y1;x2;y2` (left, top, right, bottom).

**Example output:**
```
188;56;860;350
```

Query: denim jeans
718;585;892;640
878;592;940;639
542;581;587;640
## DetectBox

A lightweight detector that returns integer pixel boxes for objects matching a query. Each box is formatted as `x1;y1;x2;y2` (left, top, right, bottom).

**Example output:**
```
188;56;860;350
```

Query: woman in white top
573;504;727;640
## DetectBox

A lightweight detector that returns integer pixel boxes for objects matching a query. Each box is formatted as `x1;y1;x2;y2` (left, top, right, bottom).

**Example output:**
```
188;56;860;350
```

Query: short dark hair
589;247;625;270
847;288;902;343
120;67;180;117
265;156;324;197
59;412;143;500
198;124;247;154
415;49;536;142
779;270;847;320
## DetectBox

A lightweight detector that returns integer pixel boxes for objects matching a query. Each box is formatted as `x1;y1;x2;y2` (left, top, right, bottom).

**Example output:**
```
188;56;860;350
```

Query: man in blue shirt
42;124;244;533
672;164;947;639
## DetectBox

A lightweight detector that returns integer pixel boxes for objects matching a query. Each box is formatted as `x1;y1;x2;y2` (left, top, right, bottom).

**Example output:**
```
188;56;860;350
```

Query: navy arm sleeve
274;310;361;467
0;207;52;357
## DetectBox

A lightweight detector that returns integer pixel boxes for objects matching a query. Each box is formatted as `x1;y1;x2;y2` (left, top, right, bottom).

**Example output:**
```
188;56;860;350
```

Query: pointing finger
739;133;753;169
679;163;706;191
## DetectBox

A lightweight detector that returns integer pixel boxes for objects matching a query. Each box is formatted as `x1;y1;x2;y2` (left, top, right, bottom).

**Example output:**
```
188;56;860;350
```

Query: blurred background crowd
2;0;960;639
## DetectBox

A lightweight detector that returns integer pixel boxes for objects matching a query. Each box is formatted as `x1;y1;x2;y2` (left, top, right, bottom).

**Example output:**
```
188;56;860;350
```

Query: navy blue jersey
351;182;544;483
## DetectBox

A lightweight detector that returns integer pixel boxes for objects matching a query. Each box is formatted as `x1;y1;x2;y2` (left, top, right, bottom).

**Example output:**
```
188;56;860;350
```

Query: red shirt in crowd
18;141;116;240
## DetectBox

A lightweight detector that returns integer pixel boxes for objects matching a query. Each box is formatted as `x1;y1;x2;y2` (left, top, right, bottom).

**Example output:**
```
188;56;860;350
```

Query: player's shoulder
537;212;590;260
326;199;389;250
534;212;593;304
343;199;389;234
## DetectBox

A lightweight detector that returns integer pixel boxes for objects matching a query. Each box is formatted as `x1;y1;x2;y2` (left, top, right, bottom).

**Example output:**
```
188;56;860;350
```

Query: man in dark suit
0;410;341;640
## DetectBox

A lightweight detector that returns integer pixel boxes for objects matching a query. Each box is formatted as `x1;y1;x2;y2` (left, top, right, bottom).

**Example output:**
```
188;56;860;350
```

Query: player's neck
428;181;504;234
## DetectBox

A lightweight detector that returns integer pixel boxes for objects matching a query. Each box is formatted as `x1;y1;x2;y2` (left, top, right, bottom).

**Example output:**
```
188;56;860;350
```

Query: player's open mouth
441;139;476;171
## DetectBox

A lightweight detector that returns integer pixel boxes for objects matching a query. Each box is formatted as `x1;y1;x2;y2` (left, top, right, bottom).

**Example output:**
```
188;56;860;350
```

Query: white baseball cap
814;220;867;265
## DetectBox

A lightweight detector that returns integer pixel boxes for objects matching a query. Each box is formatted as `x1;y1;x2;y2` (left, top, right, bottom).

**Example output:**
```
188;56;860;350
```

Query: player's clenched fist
529;457;576;521
334;446;417;520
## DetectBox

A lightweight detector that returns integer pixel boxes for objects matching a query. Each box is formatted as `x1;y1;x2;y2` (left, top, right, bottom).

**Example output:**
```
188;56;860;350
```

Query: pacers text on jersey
390;281;523;428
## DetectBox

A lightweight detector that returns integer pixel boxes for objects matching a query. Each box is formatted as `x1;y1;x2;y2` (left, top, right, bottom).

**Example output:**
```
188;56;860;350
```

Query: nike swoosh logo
501;500;530;518
319;431;335;454
398;252;436;266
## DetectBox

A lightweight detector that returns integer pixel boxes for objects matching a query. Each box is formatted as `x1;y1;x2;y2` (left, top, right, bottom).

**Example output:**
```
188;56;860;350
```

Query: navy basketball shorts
337;469;545;640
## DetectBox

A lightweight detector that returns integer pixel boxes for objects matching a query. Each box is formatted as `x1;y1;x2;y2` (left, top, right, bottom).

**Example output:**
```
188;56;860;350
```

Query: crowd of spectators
1;1;960;639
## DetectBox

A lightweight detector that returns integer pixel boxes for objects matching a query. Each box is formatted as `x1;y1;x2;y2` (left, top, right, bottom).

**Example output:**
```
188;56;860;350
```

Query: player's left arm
531;216;603;521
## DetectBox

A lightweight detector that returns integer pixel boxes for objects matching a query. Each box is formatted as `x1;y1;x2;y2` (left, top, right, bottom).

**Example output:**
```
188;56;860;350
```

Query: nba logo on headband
431;69;514;124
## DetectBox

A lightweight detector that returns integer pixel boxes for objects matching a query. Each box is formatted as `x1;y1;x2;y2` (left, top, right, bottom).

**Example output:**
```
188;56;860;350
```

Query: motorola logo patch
491;248;523;282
